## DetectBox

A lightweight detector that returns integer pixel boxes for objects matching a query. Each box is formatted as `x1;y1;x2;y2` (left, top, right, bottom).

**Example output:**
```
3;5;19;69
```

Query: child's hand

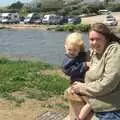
66;87;74;94
64;87;75;99
71;81;86;95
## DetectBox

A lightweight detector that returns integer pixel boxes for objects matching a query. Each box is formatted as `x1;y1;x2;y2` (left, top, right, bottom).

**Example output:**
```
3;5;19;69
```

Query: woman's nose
92;40;97;45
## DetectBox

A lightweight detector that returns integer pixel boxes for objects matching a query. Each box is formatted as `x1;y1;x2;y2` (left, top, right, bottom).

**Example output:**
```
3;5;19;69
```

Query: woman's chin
94;49;102;55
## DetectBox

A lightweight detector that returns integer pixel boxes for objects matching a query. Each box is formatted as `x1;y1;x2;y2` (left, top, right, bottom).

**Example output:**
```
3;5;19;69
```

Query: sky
0;0;31;7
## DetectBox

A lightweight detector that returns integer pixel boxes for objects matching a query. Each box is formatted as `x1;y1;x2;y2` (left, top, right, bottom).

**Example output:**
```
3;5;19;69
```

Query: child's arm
61;55;76;76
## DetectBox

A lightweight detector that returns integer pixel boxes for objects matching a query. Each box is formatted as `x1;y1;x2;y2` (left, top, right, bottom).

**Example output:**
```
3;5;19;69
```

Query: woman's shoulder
108;42;120;48
103;42;120;59
105;42;120;54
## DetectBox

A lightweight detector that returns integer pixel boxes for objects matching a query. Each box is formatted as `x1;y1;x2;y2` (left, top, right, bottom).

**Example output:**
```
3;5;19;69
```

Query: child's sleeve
71;61;87;77
61;55;87;77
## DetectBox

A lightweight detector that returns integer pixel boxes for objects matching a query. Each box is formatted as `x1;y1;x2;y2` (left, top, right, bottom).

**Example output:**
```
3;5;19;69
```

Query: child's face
65;43;80;58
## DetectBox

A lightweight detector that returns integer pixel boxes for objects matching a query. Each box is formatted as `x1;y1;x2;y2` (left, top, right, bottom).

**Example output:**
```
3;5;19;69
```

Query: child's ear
79;40;85;52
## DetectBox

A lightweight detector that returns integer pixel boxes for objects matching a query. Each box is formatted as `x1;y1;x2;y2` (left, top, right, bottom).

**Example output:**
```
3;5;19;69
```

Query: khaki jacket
80;42;120;112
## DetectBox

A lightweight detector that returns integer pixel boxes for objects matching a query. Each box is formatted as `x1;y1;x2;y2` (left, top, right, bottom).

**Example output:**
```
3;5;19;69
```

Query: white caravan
42;14;61;24
1;13;20;24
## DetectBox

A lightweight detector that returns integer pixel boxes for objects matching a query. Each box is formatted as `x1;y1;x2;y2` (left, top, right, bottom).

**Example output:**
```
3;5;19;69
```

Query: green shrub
55;24;90;32
0;57;9;64
55;26;64;31
63;24;76;32
75;24;90;32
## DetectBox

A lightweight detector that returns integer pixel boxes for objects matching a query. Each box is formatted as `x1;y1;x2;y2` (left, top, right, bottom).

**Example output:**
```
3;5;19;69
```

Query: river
0;29;89;65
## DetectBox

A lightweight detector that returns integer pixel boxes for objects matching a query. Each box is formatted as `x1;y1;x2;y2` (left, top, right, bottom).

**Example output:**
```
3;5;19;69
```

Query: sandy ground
0;24;50;30
0;94;64;120
0;98;45;120
82;12;120;26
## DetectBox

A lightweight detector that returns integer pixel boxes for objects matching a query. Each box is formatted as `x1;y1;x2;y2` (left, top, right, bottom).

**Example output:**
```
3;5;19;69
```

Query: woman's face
89;31;107;55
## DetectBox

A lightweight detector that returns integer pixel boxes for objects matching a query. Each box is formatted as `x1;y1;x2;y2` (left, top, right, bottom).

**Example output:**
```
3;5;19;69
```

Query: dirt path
0;98;46;120
0;97;67;120
0;24;58;31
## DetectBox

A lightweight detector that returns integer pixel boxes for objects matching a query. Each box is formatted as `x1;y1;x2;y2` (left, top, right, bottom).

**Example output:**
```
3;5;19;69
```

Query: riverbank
0;57;69;120
0;22;119;33
0;24;57;31
0;12;120;32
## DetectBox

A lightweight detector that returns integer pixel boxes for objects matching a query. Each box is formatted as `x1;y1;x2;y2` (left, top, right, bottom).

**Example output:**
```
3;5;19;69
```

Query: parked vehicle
104;17;118;26
42;14;61;25
68;17;81;24
106;14;115;18
59;16;68;24
24;13;40;24
19;16;25;24
1;13;20;24
98;9;110;15
32;18;42;24
20;16;25;22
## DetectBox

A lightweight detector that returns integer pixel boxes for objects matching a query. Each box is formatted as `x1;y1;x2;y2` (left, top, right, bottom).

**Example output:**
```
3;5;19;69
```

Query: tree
80;4;99;14
8;1;23;10
40;0;64;12
104;0;115;5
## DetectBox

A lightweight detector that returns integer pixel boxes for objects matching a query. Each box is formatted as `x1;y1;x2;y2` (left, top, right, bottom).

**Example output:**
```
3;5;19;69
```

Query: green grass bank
0;57;69;109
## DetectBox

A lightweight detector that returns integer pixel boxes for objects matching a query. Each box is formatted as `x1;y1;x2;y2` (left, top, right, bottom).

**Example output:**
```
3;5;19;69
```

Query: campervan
1;13;20;24
24;13;40;24
42;14;61;24
98;9;111;15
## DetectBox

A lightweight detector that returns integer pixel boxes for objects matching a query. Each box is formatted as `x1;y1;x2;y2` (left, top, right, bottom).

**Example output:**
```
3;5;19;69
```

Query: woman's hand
72;81;85;95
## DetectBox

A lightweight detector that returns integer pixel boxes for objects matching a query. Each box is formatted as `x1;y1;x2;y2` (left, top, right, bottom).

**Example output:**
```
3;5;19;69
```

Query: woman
71;23;120;120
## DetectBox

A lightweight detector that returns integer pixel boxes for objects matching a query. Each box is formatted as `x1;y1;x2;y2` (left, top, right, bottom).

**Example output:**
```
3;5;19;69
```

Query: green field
0;57;69;109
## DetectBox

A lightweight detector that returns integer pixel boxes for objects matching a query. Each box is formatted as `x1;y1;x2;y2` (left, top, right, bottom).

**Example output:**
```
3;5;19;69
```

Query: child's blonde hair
65;32;84;52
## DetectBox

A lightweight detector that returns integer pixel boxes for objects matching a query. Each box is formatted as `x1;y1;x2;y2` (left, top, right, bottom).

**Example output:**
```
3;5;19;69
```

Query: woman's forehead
89;31;104;38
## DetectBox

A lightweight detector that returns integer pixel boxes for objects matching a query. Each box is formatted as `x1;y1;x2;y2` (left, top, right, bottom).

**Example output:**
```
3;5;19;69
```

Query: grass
0;57;69;109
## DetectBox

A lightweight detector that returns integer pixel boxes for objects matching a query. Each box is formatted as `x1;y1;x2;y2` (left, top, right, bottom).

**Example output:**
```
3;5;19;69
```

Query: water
0;29;89;65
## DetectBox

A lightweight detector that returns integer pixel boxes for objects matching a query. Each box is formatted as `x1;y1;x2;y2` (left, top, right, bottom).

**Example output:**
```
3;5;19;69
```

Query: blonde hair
65;32;84;52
